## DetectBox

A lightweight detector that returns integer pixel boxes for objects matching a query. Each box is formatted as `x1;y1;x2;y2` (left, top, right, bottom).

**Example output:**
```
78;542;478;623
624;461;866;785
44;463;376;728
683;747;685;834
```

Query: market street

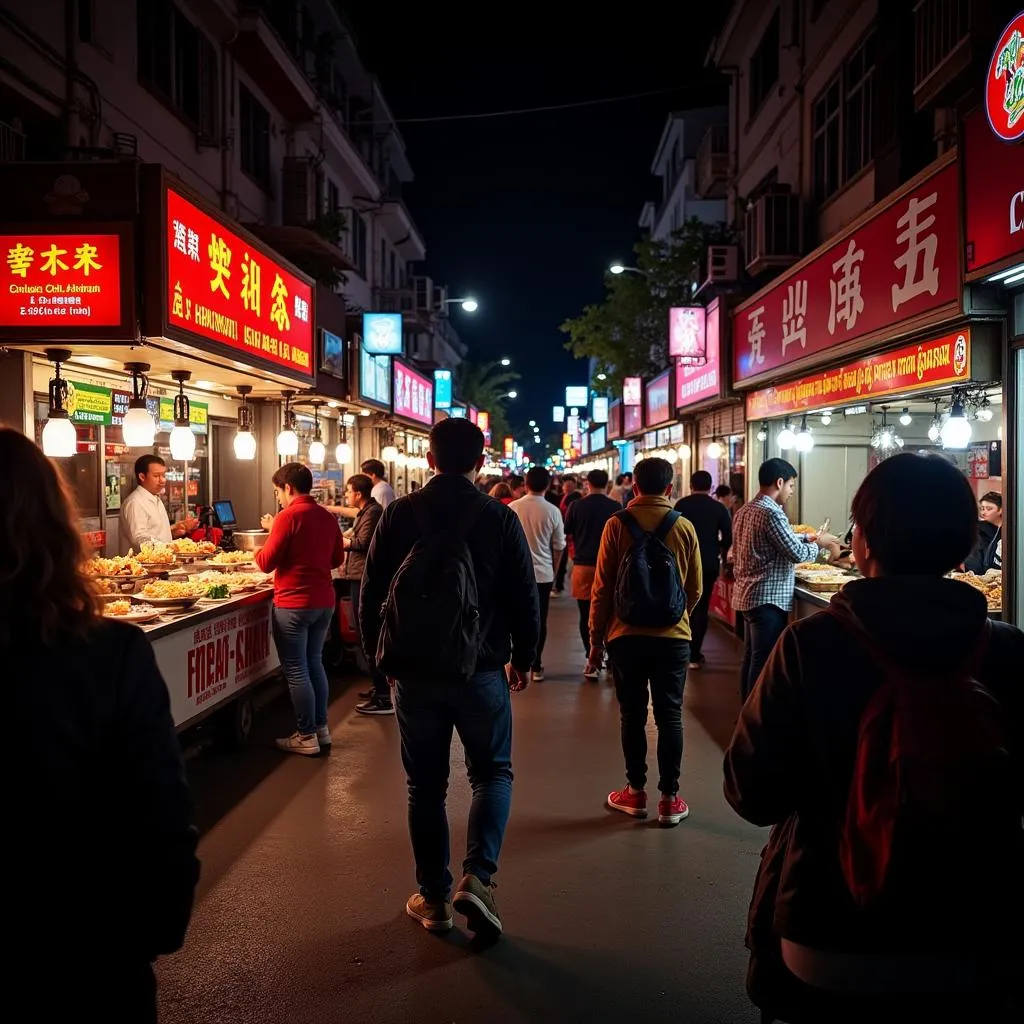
157;599;765;1024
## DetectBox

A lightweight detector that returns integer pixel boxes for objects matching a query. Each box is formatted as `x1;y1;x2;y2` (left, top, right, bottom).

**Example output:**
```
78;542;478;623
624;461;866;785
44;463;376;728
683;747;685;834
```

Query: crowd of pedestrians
9;412;1021;1022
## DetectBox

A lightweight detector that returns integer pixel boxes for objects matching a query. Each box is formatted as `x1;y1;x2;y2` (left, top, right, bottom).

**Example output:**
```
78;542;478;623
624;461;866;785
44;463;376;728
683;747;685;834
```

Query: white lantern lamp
277;390;299;457
233;385;257;460
121;361;157;448
41;348;77;458
168;370;196;461
941;390;972;450
778;419;796;450
335;421;353;464
307;401;326;465
794;415;815;453
705;438;724;460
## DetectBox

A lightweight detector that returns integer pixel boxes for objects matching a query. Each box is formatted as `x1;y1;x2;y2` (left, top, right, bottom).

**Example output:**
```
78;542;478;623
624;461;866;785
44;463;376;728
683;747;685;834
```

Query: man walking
731;458;841;701
360;418;539;940
552;475;580;594
510;467;565;682
674;470;733;670
589;457;703;826
563;469;620;679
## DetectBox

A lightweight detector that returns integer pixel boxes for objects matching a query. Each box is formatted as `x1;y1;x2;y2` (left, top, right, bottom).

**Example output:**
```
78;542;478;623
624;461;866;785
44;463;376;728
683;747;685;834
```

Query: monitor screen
213;499;237;528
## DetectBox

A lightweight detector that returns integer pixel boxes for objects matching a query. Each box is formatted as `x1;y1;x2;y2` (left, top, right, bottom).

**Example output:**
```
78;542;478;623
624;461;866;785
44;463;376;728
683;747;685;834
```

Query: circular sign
986;12;1024;143
953;334;968;377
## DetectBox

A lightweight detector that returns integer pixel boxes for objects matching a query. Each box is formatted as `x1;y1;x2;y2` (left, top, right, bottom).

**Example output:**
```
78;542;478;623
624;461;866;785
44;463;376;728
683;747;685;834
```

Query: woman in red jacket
257;462;345;756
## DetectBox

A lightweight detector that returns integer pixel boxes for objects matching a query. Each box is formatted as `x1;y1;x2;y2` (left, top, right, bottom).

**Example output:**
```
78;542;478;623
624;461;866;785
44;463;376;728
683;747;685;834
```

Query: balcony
744;191;802;277
376;283;433;328
696;124;729;199
913;0;972;111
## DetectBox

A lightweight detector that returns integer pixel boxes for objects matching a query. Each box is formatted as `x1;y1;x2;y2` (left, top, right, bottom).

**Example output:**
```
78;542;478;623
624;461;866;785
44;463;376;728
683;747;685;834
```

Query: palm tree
457;359;520;443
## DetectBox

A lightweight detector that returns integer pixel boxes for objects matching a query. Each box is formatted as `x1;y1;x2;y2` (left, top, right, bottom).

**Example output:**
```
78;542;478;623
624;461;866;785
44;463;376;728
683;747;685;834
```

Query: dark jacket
12;620;200;1016
564;492;621;567
674;492;732;583
359;474;541;673
964;521;1001;574
342;498;382;581
724;576;1023;957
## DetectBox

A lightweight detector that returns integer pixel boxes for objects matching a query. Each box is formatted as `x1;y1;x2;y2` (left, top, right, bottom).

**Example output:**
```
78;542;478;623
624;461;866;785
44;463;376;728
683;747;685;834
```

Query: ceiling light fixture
277;390;299;457
42;349;77;458
308;401;326;465
169;370;196;461
778;419;796;450
941;389;972;449
121;362;156;448
233;385;257;460
794;414;814;453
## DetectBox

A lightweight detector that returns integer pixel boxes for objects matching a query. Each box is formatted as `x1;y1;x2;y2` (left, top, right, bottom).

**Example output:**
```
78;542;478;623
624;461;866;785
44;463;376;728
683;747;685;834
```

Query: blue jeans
739;604;790;701
272;606;333;735
395;670;513;901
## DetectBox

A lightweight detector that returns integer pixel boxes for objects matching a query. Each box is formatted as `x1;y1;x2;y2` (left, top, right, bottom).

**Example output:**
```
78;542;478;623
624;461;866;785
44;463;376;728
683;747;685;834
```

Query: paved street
158;597;766;1024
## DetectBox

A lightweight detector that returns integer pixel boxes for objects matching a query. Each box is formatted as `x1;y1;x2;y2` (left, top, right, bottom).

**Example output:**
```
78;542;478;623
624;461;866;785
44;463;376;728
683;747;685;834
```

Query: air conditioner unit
706;244;739;283
433;284;449;311
744;193;802;275
412;275;434;314
281;157;315;226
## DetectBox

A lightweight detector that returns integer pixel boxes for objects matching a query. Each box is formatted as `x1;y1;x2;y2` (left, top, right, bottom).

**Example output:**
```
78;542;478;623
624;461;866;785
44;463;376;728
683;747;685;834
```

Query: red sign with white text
986;13;1024;143
676;301;721;409
623;403;642;436
2;232;122;327
745;330;971;419
669;306;706;363
392;359;434;427
645;369;673;427
964;109;1024;275
733;160;960;384
166;187;314;380
607;400;622;440
623;376;642;407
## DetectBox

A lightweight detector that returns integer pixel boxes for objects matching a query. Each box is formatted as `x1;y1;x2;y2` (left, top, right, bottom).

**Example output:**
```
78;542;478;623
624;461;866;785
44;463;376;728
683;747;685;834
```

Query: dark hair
758;458;798;487
623;472;633;482
691;470;713;491
634;457;673;495
851;453;977;575
980;491;1002;509
587;469;609;490
429;417;484;474
360;459;386;480
509;474;524;488
0;428;98;647
489;482;513;500
615;474;624;486
715;484;732;498
346;473;372;501
562;475;577;486
526;466;551;493
134;454;165;482
272;462;313;494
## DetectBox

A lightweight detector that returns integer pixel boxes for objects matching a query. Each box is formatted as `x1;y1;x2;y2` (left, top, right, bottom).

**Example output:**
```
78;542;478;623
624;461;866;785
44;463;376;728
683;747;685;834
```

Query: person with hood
724;453;1022;1023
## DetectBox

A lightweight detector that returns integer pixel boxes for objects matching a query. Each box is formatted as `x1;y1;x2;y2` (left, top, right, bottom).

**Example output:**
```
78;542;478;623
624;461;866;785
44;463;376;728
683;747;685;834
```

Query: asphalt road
157;597;766;1024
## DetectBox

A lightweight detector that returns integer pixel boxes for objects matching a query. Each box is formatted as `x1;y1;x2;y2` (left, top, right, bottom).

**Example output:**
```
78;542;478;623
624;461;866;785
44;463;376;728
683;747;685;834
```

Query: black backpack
375;494;486;681
613;510;686;628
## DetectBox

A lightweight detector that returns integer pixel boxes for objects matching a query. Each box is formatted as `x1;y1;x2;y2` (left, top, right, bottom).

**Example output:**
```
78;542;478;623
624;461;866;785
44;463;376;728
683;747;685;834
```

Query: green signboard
68;380;112;425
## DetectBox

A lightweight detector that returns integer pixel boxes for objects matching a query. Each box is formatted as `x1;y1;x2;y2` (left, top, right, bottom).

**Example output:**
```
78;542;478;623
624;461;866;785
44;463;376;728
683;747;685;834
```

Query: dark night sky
348;8;727;439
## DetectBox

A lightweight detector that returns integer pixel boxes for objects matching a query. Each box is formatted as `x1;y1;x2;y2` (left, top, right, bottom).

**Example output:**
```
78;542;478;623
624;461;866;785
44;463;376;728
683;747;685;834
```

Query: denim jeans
607;636;689;796
740;604;790;701
395;669;513;901
272;606;333;735
534;582;553;670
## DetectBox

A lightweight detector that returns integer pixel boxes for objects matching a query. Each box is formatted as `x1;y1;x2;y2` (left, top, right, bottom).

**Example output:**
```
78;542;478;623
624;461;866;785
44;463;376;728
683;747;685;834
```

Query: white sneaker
275;731;320;756
531;668;545;683
316;725;332;746
583;664;600;680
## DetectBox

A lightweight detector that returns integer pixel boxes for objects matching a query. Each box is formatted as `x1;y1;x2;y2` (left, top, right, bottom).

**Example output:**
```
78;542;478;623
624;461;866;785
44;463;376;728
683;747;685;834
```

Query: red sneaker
607;785;647;818
657;795;690;826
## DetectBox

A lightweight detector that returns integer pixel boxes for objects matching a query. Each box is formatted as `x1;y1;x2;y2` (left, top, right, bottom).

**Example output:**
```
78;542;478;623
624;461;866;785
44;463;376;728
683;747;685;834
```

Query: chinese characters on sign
166;187;314;380
675;301;721;409
2;233;122;327
985;13;1024;143
733;161;959;383
393;360;434;427
668;306;707;364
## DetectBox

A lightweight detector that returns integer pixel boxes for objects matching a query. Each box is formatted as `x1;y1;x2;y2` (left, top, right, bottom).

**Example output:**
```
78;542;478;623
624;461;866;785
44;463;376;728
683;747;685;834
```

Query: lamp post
441;297;479;313
608;263;647;277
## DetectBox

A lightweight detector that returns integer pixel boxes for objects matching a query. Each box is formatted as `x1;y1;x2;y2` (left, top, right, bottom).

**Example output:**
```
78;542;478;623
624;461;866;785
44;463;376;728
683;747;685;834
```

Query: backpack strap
615;509;645;544
654;510;682;542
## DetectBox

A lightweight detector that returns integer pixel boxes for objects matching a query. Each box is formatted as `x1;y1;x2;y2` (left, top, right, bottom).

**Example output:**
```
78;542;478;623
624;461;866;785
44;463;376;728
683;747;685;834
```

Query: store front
389;357;435;495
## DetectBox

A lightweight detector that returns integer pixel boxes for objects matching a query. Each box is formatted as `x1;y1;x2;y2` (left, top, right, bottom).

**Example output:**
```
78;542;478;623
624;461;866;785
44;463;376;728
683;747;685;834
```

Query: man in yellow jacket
589;456;702;826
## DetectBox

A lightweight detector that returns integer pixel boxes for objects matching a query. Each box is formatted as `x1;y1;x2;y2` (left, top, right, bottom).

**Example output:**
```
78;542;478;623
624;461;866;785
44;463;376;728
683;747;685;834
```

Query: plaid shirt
731;494;819;613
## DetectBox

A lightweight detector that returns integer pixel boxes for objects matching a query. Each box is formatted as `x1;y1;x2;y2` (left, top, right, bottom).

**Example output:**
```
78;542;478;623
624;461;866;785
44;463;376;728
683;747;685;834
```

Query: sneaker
551;589;563;597
688;654;705;670
453;874;502;940
357;688;373;700
531;668;545;683
316;725;332;747
607;784;647;818
355;694;395;716
658;795;690;826
405;893;453;933
275;731;320;757
583;664;600;681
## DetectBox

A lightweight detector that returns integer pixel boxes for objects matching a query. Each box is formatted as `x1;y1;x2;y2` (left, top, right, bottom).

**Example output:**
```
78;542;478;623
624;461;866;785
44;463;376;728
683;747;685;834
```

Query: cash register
189;499;237;551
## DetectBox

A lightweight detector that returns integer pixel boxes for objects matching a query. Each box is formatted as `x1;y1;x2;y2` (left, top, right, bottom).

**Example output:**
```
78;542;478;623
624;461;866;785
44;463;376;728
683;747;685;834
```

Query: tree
561;218;736;391
456;359;520;444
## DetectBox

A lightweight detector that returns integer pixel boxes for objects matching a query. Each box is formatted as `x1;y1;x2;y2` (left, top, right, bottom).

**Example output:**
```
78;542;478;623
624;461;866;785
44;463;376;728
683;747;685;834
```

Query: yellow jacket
589;495;703;646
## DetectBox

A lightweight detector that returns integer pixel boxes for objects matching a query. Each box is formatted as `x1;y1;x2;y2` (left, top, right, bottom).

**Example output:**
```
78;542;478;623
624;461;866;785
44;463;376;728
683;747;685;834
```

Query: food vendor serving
120;455;198;555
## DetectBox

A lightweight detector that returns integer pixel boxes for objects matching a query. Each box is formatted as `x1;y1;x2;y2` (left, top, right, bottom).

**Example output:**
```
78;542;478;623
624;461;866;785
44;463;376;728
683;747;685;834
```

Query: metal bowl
232;529;269;552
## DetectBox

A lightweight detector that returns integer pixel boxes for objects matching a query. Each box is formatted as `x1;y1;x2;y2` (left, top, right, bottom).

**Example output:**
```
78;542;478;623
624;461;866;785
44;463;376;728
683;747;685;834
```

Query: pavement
157;596;767;1024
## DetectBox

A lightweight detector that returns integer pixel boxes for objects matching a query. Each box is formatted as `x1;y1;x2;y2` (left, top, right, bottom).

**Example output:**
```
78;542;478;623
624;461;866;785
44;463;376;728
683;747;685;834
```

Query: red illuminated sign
503;436;514;458
645;369;674;427
607;399;622;440
986;13;1024;143
2;231;126;332
676;301;722;409
733;160;960;385
623;403;642;435
165;187;314;380
393;358;434;427
669;306;706;364
623;376;642;407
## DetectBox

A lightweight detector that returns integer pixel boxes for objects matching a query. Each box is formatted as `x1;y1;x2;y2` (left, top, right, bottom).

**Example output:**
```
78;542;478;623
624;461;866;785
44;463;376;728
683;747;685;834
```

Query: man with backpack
588;457;703;826
359;417;540;941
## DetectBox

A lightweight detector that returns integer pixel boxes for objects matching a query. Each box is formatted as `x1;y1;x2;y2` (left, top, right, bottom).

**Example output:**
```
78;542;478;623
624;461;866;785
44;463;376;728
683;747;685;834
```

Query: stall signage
745;329;972;419
623;403;643;435
607;399;622;440
562;431;572;451
669;306;707;364
320;329;345;378
734;161;959;384
503;436;514;458
359;349;391;408
709;577;737;629
986;13;1024;143
676;301;722;409
477;410;490;434
362;312;404;354
645;369;673;427
565;385;589;408
165;187;314;380
157;397;209;434
393;359;434;427
67;380;112;424
2;232;123;327
468;406;478;425
591;425;607;451
591;396;609;423
434;369;453;409
623;376;642;407
449;404;466;418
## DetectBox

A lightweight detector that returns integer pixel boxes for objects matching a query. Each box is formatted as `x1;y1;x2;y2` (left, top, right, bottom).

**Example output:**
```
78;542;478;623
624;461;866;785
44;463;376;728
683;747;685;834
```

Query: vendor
964;491;1002;574
120;454;197;554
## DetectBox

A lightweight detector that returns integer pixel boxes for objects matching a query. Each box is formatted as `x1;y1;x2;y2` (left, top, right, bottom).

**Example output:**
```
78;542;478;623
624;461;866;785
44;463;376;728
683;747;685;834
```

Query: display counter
792;579;1003;622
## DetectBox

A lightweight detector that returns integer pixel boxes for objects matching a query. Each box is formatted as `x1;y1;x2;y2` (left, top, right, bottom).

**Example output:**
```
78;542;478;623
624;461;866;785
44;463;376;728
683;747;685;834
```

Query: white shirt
372;479;395;508
509;492;566;584
120;486;172;554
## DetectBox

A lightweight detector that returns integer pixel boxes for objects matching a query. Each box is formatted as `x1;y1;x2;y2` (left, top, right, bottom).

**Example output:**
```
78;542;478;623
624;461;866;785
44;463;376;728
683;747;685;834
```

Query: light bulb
795;429;815;453
277;429;299;457
664;448;678;464
976;404;993;422
756;427;768;442
335;441;353;463
382;444;399;462
233;429;257;460
941;411;972;449
899;408;912;426
778;425;796;450
677;443;691;459
308;439;326;465
820;413;832;426
169;423;196;461
42;415;77;457
122;405;156;447
395;452;408;467
879;429;893;449
706;440;724;459
927;421;941;442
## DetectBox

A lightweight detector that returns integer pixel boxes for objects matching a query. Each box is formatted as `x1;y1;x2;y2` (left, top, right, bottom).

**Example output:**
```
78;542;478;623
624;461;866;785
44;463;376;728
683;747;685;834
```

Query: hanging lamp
41;349;77;458
233;385;257;460
277;390;299;457
121;362;156;448
169;370;196;461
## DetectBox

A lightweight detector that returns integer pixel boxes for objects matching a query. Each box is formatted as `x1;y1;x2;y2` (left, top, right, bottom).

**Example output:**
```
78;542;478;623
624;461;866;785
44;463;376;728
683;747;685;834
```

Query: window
812;30;876;202
352;214;367;277
748;10;780;116
239;83;271;192
327;180;339;214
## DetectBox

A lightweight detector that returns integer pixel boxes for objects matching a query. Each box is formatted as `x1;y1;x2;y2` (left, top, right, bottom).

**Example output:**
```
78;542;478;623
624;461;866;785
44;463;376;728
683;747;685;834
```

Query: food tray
802;577;850;592
132;593;202;609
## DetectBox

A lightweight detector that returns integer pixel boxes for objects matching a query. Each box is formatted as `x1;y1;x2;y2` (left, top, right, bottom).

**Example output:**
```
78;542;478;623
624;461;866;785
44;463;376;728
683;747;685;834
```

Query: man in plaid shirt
732;459;841;700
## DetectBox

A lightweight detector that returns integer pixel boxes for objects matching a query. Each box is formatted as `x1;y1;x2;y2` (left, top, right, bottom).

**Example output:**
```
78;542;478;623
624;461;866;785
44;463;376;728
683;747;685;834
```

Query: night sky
349;8;727;440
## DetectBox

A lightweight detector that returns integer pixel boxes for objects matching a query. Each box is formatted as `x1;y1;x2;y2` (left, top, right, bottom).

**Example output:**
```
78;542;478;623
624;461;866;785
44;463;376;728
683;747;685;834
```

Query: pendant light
42;349;77;458
233;385;257;460
940;389;972;449
794;414;815;453
705;410;724;460
381;427;399;463
899;407;913;427
777;418;796;450
168;370;196;461
277;390;299;457
677;442;692;460
819;411;832;426
121;362;156;448
335;422;352;464
308;401;326;465
756;422;768;442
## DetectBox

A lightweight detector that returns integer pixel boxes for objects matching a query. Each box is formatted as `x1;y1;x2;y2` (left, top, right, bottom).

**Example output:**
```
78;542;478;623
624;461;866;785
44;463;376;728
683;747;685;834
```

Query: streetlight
441;297;479;313
528;420;536;427
506;391;518;399
500;357;511;366
608;263;647;277
597;373;607;381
